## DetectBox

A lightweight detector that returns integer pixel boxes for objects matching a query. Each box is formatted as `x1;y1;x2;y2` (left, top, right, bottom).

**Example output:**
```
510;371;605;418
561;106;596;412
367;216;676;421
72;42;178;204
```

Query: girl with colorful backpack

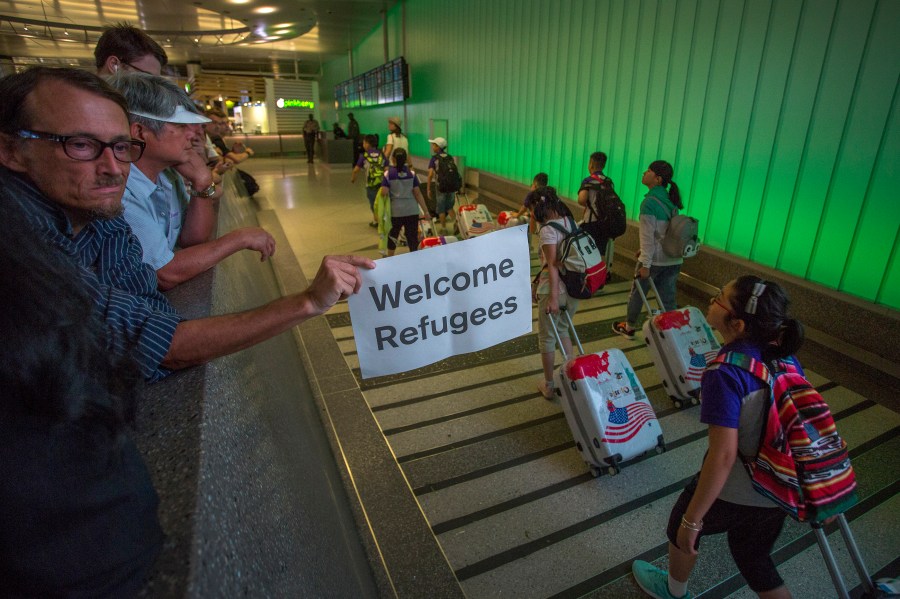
632;276;805;599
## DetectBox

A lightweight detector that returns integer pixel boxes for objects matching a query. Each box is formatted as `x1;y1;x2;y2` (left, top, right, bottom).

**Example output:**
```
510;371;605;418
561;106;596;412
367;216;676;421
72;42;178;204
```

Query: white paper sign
348;225;532;378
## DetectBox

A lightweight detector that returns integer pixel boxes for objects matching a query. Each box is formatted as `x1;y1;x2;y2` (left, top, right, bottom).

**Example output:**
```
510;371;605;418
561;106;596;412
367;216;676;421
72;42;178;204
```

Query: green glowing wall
323;0;899;309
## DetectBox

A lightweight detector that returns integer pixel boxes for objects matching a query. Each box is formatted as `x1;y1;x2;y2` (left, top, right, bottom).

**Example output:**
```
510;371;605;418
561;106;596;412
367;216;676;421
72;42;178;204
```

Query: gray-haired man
112;73;275;290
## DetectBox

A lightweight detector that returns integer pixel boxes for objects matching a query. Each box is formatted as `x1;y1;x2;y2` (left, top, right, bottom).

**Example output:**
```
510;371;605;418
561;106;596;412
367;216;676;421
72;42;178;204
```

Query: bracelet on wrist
680;515;703;532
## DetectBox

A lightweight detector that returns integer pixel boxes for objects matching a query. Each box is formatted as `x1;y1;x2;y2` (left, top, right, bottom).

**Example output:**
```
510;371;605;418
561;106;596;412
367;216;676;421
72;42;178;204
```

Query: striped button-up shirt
1;168;181;382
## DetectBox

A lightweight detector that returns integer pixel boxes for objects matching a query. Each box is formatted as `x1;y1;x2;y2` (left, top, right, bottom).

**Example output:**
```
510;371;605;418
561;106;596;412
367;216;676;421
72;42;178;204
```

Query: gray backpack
653;198;701;258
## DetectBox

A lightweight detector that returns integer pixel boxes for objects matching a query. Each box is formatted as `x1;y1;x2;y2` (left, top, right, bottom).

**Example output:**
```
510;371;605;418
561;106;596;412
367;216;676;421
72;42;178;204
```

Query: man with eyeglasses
110;73;274;290
0;67;375;383
95;23;168;77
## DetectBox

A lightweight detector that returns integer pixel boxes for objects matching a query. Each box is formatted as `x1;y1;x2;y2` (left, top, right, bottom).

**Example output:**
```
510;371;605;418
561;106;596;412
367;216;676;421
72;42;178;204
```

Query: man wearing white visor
113;73;275;290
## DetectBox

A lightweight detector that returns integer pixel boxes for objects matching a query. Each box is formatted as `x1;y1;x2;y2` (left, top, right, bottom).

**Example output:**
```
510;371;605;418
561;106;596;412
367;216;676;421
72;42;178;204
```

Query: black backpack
582;174;626;240
237;169;260;196
435;154;462;193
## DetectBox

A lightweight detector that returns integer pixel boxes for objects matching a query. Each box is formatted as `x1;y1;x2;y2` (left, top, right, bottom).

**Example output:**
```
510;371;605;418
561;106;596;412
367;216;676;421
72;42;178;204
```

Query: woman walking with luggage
631;276;804;599
380;148;430;256
612;160;683;339
528;187;577;400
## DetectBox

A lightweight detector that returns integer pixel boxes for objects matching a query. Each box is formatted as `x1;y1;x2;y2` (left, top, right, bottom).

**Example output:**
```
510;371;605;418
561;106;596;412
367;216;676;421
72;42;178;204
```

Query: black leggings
666;476;787;593
388;214;419;251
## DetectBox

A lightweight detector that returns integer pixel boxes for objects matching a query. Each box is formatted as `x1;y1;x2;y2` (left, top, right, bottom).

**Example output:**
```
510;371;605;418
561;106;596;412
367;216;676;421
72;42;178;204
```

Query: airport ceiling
0;0;397;75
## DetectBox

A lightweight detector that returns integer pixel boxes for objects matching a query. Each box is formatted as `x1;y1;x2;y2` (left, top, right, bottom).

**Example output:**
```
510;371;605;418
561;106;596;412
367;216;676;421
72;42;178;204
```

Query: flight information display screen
335;57;410;110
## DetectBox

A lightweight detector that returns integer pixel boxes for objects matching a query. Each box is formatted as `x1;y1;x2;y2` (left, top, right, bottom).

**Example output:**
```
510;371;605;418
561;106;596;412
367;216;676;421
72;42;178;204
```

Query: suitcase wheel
672;397;684;409
588;465;602;478
607;465;620;476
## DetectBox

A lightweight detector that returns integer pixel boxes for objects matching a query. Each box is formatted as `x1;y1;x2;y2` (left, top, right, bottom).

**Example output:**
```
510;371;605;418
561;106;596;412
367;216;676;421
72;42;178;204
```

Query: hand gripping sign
349;225;532;378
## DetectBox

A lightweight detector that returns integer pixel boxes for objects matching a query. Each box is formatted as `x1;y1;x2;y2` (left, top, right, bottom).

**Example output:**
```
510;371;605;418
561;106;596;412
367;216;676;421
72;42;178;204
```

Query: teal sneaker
632;560;692;599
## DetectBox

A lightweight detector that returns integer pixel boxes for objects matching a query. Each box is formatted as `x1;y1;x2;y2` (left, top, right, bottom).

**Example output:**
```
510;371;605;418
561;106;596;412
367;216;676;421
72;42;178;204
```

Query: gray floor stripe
381;392;542;436
397;414;566;463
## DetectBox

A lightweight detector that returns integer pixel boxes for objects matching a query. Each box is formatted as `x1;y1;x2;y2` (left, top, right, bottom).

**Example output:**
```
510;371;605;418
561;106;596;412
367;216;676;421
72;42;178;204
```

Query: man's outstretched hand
305;255;376;314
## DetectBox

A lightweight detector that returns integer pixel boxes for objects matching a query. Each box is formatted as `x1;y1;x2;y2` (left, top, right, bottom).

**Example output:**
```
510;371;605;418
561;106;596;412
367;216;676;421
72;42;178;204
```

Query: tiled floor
248;157;900;598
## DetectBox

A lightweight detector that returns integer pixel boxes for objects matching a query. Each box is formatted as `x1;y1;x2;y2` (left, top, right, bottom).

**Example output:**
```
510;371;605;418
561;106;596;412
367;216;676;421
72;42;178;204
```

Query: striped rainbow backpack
709;352;858;523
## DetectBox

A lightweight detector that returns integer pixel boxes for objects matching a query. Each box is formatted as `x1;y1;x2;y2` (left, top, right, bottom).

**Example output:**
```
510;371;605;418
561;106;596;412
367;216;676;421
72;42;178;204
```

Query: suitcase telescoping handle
547;306;585;361
632;272;665;316
813;514;876;599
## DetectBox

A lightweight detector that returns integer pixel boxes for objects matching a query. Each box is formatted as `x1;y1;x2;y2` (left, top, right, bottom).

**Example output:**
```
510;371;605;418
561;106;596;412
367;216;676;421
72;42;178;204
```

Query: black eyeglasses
121;61;153;75
17;130;145;163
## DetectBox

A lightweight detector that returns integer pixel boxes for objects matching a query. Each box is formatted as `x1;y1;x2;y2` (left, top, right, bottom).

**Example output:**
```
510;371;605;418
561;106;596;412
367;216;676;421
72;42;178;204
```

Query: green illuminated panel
750;0;837;268
729;0;802;258
693;0;743;249
674;0;719;233
808;0;890;290
323;0;899;309
717;1;770;255
657;0;697;187
779;1;873;278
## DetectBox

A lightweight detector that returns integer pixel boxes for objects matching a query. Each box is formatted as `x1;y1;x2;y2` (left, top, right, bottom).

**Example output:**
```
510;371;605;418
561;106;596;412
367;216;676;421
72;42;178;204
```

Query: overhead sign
276;98;314;109
348;226;532;379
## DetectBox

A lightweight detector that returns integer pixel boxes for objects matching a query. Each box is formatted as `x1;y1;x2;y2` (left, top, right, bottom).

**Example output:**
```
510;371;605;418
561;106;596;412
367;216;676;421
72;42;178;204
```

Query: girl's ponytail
649;160;683;209
777;318;805;359
668;180;683;209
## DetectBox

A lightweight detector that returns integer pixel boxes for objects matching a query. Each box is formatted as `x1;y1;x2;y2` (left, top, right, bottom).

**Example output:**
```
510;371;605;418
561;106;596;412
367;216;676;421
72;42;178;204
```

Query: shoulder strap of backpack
651;196;677;220
711;351;779;469
543;221;570;237
586;175;607;219
710;351;773;385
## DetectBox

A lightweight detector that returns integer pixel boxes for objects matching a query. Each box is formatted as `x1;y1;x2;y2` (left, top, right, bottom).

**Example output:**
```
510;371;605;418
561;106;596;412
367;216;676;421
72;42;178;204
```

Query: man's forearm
161;291;320;369
179;196;218;247
157;231;246;290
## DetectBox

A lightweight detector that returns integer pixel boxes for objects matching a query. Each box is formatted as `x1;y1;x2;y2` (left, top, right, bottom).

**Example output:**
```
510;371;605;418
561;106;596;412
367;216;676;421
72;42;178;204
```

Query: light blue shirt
123;166;188;270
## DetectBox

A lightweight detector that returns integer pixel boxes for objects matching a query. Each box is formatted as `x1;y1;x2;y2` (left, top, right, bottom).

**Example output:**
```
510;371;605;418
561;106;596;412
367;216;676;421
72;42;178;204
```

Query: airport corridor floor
254;158;900;598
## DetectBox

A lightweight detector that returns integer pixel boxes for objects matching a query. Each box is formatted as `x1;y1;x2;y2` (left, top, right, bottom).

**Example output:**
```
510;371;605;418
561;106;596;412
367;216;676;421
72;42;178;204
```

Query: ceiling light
227;0;251;4
274;29;291;35
254;6;277;14
275;23;295;28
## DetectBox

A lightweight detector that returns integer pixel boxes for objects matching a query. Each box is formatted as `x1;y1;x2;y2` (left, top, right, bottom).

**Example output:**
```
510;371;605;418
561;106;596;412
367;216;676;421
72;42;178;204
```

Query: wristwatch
190;182;216;198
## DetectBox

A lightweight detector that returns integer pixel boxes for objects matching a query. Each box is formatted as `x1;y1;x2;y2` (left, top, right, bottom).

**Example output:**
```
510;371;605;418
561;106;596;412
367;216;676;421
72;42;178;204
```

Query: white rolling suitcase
636;277;722;409
497;211;529;229
455;194;496;239
550;309;665;476
418;205;437;240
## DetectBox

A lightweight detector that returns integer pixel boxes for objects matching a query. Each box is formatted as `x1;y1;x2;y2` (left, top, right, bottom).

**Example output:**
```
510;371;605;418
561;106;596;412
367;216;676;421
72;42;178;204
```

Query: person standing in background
383;116;408;166
303;113;320;163
347;112;361;166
